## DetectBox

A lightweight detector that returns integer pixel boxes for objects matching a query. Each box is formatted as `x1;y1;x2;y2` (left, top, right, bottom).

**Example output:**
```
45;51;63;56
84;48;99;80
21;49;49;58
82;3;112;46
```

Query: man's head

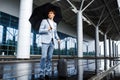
48;9;55;20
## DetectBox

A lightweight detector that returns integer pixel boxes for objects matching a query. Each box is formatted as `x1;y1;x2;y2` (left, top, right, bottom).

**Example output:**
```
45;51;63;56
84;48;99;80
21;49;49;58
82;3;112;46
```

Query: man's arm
39;19;49;34
55;30;60;43
55;31;60;40
54;23;60;42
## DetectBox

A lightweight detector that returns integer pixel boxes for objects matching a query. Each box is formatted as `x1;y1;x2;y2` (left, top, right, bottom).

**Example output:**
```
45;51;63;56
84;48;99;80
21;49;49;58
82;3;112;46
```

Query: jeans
40;41;54;76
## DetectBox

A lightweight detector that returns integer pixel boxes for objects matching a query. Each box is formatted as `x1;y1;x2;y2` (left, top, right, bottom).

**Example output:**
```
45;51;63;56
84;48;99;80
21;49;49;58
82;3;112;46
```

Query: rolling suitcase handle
58;42;61;59
57;42;68;78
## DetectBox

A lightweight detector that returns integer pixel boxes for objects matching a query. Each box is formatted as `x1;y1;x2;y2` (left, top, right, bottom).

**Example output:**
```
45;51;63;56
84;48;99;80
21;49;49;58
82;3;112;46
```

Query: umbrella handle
58;42;60;59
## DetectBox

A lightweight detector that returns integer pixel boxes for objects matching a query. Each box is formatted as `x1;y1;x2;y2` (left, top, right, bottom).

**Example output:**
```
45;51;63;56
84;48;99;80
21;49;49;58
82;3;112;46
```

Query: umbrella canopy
29;3;62;32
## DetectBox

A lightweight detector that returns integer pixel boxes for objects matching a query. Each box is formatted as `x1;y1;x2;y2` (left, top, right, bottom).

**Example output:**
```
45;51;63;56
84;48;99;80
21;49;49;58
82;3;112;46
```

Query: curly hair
48;9;56;15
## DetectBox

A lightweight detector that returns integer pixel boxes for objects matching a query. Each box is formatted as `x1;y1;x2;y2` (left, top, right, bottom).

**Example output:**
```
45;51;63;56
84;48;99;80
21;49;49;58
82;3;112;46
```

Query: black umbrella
29;3;62;32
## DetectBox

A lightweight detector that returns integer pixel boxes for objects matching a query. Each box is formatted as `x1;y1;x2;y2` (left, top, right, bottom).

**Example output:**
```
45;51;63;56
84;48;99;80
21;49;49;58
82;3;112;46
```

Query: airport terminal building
0;0;120;80
0;0;96;58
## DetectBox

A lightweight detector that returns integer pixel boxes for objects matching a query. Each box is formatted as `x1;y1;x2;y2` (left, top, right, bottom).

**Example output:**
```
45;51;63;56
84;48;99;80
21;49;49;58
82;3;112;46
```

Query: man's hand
48;26;52;31
58;39;61;43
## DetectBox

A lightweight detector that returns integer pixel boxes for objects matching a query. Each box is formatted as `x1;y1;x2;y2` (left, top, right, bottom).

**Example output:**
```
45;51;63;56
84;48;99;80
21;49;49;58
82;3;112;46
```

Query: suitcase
57;59;67;77
57;42;68;78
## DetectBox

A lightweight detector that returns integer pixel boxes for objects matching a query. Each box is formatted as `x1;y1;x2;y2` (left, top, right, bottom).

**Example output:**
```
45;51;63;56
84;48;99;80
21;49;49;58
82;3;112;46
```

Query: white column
117;0;120;12
95;26;99;73
109;38;112;67
112;41;115;66
95;26;99;57
117;45;119;57
17;0;33;58
77;11;83;80
104;34;107;70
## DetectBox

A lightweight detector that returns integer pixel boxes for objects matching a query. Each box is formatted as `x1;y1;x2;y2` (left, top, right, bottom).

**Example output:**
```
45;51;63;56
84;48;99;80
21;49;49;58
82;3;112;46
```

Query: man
39;9;60;79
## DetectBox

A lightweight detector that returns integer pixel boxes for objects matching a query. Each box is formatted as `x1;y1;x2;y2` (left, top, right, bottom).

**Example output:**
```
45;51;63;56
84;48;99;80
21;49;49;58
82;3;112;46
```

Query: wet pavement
0;59;120;80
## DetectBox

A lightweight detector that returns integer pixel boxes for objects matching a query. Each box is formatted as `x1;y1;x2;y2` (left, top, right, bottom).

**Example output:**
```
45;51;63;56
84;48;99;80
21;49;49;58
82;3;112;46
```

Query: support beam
112;41;115;65
115;44;117;64
97;7;105;25
117;0;120;13
103;0;120;36
117;45;119;57
104;34;107;70
66;0;92;25
80;0;85;10
104;34;107;56
75;42;77;55
95;26;99;57
95;26;99;74
115;43;117;57
17;0;33;58
114;43;116;58
81;0;94;12
109;38;112;67
77;11;83;80
66;1;94;79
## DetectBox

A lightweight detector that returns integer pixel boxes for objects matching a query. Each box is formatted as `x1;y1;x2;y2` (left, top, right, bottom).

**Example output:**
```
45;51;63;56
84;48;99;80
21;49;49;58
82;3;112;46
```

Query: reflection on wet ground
0;59;120;80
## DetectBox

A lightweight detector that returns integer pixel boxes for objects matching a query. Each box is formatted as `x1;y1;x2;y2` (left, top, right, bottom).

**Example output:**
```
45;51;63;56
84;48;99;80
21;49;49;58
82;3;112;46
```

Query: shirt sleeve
39;19;48;34
54;24;60;40
55;31;60;40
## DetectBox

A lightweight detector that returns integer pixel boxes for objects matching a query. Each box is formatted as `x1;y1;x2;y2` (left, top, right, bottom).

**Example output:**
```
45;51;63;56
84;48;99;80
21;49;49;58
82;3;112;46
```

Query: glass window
0;11;78;56
6;27;18;42
0;12;18;55
0;25;3;43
